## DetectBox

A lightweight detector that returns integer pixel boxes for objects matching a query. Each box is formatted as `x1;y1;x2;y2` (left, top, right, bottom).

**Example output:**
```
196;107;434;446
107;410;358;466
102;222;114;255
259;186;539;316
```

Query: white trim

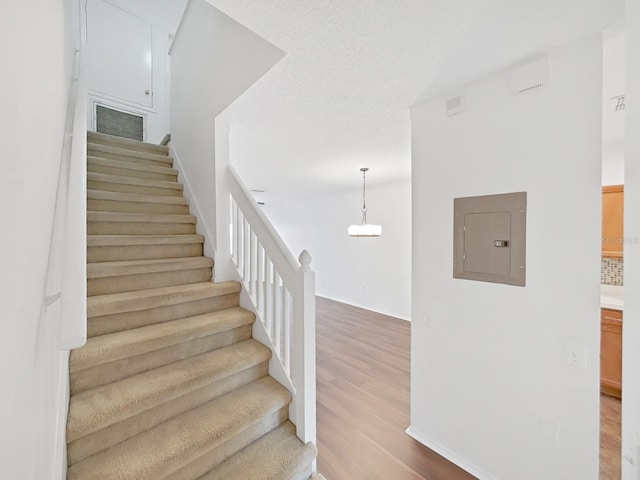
52;352;70;480
169;142;217;262
405;425;499;480
317;294;411;322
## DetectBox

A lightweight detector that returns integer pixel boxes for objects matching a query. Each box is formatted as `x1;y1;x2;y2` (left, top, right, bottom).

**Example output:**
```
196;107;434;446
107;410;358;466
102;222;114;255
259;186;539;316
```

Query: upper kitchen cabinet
603;185;624;258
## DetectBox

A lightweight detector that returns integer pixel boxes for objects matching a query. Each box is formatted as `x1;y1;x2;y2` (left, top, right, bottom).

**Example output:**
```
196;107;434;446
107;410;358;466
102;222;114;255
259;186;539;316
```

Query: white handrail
226;165;316;445
227;166;299;275
45;48;87;352
61;50;88;350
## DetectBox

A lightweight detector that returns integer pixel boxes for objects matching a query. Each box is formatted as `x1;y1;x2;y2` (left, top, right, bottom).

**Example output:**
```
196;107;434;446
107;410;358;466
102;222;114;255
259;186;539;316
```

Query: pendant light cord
361;168;368;225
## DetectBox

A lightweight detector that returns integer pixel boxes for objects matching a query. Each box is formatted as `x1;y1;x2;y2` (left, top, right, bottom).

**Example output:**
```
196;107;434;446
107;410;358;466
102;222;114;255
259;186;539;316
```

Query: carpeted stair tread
88;211;197;235
88;234;202;246
87;142;173;167
88;131;169;156
67;339;271;442
87;235;205;262
87;211;196;225
200;421;317;480
88;195;189;215
88;212;197;235
87;281;241;318
70;307;254;372
87;256;212;279
87;189;189;206
87;172;183;191
86;255;213;295
67;377;291;480
67;361;267;465
88;156;178;177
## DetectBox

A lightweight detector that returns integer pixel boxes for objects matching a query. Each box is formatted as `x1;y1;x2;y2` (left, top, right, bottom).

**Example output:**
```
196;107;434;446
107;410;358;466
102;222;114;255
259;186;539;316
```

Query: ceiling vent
510;57;550;96
446;95;464;117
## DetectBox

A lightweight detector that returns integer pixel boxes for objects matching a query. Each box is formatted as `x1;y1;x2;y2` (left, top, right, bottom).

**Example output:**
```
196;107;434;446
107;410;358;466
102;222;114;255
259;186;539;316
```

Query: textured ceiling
205;0;624;202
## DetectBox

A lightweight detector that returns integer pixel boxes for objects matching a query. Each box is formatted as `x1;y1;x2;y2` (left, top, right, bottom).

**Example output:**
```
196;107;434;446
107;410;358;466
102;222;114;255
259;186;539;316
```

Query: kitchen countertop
601;284;624;311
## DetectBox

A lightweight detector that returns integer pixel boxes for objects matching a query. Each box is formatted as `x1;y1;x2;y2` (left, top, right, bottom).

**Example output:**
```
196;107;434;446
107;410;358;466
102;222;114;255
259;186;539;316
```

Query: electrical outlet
422;312;430;327
541;416;559;444
564;342;587;369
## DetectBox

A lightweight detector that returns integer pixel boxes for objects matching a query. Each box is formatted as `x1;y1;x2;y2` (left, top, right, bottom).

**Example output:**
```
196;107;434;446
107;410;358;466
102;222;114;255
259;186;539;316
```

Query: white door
86;0;153;108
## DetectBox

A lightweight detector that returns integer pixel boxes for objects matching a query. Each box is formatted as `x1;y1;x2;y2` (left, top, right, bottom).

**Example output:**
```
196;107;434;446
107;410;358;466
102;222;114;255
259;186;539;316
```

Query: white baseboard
168;143;217;263
317;295;411;322
53;351;70;480
405;425;498;480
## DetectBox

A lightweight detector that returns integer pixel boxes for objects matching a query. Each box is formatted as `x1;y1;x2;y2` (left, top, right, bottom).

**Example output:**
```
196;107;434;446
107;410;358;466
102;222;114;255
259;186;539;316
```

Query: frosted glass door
86;0;153;108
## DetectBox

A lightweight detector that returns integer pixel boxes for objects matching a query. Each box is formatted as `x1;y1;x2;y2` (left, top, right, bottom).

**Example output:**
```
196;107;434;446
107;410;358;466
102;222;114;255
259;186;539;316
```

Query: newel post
294;249;316;444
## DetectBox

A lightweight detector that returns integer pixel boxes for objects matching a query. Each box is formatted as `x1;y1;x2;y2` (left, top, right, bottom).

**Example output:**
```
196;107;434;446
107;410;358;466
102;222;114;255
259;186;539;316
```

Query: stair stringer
170;139;302;439
169;142;217;262
239;288;297;413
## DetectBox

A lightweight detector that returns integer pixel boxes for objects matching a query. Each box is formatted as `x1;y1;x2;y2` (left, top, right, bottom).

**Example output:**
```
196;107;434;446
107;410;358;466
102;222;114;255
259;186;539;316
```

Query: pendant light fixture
348;167;382;237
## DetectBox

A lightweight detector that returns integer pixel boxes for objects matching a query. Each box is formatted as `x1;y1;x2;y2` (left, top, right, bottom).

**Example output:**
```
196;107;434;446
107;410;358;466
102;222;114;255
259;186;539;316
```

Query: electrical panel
453;192;527;286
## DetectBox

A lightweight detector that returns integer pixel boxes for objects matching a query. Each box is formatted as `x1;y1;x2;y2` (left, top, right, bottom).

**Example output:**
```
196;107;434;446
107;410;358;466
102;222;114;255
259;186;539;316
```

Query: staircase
67;131;320;480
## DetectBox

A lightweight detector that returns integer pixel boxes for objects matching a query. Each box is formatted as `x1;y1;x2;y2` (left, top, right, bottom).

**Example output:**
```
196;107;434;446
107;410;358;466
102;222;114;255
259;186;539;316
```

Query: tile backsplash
602;257;624;286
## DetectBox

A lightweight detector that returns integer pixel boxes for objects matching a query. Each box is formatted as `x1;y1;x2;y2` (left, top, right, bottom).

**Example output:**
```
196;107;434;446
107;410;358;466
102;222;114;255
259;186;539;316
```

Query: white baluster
243;218;250;283
257;243;265;317
265;259;273;334
273;271;281;352
249;231;257;298
229;198;235;261
235;206;242;272
283;287;291;375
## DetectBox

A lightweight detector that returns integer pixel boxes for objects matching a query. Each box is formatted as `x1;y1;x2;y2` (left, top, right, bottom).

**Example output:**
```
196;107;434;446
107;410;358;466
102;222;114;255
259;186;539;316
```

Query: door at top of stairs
86;0;153;109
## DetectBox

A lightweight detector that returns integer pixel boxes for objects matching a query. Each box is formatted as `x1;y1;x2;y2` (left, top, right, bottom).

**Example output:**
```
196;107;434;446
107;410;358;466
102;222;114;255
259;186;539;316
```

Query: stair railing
46;47;87;351
225;165;316;445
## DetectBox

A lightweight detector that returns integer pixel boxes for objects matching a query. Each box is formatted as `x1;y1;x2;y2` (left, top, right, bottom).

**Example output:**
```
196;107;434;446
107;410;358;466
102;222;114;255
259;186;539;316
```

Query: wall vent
510;57;550;96
446;95;464;116
95;104;145;141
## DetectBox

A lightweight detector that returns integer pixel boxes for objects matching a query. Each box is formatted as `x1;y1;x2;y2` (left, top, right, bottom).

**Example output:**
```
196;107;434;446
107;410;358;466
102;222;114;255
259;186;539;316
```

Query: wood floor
315;297;476;480
315;297;623;480
600;394;621;480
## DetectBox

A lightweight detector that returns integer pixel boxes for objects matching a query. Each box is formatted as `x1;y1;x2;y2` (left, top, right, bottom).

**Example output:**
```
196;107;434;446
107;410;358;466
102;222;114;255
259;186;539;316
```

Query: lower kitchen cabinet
601;308;622;398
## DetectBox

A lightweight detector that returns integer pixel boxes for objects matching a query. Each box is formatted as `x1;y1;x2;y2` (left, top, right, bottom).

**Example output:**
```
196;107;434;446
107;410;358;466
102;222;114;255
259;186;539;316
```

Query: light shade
348;223;382;237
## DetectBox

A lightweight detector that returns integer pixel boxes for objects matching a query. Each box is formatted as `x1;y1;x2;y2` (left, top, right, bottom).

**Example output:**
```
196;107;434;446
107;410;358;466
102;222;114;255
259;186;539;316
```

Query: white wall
410;36;602;480
264;180;412;320
603;143;625;186
170;0;284;270
602;32;625;186
0;0;78;478
86;0;187;143
622;1;640;478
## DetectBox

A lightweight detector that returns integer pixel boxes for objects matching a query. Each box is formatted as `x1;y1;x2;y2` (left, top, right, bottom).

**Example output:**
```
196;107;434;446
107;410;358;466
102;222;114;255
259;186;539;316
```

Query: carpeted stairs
67;131;319;480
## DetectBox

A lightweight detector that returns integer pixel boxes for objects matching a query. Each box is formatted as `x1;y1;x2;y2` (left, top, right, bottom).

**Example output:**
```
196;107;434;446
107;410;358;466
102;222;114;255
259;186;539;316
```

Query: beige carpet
67;131;318;479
